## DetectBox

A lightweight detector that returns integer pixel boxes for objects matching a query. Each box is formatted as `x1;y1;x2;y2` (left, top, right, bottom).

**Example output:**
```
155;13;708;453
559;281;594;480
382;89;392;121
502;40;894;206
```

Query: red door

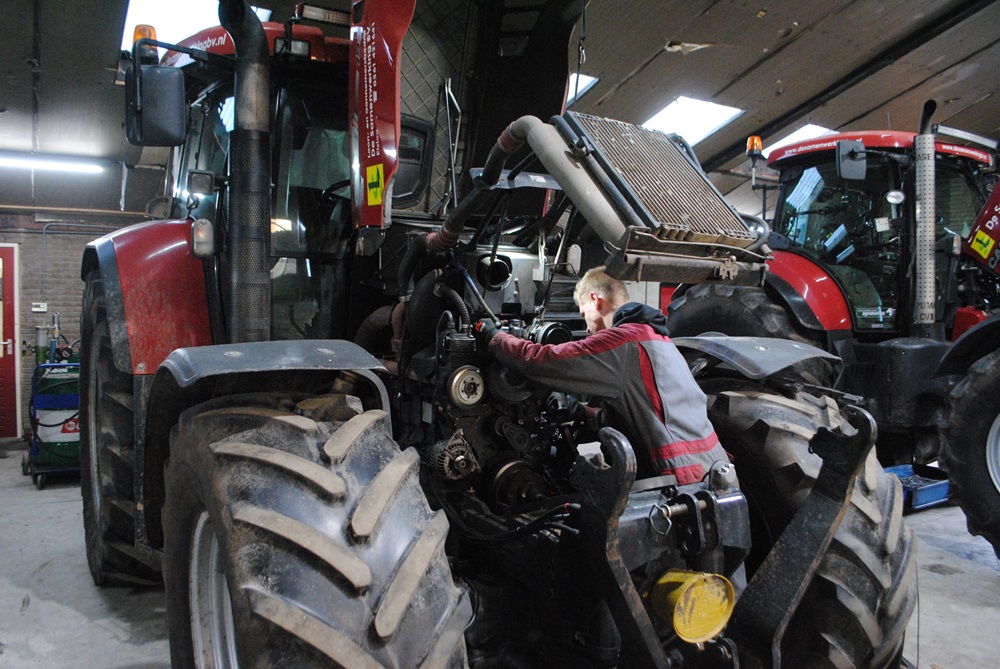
0;244;20;439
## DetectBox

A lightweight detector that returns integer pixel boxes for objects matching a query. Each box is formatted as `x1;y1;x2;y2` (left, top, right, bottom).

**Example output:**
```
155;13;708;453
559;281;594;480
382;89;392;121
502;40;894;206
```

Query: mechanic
474;267;729;484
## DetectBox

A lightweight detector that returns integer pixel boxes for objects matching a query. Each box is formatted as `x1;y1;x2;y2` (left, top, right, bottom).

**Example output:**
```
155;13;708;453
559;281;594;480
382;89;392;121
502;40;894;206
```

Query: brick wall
0;215;134;438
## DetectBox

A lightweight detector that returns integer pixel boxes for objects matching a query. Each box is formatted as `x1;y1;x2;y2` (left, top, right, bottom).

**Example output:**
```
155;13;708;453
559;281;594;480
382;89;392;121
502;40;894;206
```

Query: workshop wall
0;215;131;438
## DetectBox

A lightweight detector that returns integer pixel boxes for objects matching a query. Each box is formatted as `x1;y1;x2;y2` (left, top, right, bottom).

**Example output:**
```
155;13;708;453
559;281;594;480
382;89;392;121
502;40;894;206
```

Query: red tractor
80;1;916;666
669;102;1000;556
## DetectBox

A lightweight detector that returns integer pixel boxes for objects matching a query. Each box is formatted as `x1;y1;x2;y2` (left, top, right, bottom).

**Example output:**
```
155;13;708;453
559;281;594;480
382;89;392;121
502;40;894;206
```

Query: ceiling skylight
567;73;598;106
762;124;834;157
642;96;743;145
121;0;272;52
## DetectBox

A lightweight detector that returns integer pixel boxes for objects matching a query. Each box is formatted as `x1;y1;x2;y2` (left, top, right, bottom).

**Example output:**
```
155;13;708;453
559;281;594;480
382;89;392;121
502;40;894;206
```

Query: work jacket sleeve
487;329;633;399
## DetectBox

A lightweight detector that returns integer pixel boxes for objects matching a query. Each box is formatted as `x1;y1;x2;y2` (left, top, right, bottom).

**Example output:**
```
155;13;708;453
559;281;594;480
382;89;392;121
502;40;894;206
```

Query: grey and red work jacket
489;302;728;484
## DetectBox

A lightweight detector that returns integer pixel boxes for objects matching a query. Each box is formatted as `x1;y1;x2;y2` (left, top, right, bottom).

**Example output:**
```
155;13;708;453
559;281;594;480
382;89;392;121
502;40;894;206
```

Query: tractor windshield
773;152;988;332
269;73;351;341
773;158;903;330
176;64;351;341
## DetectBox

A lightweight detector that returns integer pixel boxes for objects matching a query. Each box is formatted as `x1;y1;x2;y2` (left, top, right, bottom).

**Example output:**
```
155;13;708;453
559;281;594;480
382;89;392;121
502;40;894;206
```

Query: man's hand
566;395;602;432
472;319;500;348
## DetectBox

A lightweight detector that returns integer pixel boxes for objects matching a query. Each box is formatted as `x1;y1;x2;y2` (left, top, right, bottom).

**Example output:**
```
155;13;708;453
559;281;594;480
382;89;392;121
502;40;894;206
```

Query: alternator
431;430;481;481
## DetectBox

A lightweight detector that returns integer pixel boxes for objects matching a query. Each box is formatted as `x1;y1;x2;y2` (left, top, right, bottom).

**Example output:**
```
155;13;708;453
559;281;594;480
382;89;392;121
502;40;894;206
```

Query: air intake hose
397;117;541;295
424;116;542;254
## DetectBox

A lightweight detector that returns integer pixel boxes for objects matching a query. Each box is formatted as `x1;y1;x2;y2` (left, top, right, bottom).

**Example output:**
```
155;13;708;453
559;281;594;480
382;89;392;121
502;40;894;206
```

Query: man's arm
487;328;634;399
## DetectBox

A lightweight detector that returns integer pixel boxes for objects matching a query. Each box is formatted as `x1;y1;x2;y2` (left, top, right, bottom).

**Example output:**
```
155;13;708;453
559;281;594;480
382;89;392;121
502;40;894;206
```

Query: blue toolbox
885;463;950;511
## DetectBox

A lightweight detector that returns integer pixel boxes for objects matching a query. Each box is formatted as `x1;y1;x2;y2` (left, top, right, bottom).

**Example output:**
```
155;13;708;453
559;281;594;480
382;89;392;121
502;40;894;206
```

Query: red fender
85;219;212;375
768;250;852;331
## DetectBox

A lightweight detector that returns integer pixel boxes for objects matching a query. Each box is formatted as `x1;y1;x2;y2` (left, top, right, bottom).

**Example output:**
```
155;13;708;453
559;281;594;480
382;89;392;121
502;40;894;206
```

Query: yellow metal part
651;570;735;643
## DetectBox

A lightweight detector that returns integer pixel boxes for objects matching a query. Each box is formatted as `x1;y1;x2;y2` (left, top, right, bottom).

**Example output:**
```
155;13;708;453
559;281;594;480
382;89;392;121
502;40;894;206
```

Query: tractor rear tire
163;393;471;669
668;284;832;385
942;350;1000;558
707;388;916;668
80;271;159;586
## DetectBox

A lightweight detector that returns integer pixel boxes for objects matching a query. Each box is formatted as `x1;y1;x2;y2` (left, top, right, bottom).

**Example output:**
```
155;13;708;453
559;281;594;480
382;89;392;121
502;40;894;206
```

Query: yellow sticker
366;164;384;206
972;229;995;259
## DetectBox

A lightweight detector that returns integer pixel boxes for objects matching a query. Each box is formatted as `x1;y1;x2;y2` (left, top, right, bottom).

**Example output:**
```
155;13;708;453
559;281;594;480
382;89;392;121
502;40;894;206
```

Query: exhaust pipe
913;100;942;339
219;0;271;343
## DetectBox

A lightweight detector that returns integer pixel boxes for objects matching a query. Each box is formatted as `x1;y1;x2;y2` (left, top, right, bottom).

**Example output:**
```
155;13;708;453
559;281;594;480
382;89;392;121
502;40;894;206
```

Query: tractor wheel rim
190;511;238;669
988;413;1000;494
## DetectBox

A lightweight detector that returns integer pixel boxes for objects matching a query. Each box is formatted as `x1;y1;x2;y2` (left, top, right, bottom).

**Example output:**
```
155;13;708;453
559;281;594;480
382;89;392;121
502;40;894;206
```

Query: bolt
710;462;738;490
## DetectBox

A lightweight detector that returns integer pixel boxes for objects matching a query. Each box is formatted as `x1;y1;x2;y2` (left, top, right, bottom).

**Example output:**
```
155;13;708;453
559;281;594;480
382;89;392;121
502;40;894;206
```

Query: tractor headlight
191;218;214;258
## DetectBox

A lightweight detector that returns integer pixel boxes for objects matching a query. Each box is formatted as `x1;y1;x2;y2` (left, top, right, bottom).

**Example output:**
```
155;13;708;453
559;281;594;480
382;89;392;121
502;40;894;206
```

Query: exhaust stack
219;0;272;343
913;100;942;339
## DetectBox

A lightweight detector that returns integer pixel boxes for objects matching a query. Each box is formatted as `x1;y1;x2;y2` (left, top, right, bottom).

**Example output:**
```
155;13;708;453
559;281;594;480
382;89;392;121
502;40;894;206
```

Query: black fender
765;273;826;331
937;315;1000;376
672;335;840;381
671;274;826;333
82;240;133;375
140;339;390;547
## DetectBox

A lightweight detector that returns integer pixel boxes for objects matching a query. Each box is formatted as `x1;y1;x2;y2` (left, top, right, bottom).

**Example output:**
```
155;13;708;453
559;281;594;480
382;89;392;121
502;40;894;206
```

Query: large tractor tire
667;284;832;385
162;392;471;668
942;350;1000;558
707;388;916;668
80;271;160;586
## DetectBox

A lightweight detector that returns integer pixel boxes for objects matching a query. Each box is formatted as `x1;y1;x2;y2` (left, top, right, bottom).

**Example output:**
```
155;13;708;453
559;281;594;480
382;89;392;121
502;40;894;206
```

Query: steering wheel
321;179;351;204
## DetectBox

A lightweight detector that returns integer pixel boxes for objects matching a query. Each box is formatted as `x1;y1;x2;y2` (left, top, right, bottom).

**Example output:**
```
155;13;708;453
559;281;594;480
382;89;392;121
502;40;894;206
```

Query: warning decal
366;164;384;206
972;229;996;259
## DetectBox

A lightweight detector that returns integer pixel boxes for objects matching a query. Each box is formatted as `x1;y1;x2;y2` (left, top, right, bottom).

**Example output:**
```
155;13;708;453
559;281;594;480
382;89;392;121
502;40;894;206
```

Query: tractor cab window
271;73;351;260
774;159;902;330
272;125;351;256
177;92;233;221
935;164;983;239
270;76;351;341
933;163;985;322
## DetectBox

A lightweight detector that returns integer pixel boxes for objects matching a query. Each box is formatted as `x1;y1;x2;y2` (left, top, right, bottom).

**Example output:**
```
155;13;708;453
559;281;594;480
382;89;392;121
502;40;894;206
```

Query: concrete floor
0;450;997;669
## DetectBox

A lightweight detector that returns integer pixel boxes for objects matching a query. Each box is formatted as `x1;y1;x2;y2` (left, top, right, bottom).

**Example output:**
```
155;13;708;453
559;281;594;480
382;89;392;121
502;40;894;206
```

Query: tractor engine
382;247;750;666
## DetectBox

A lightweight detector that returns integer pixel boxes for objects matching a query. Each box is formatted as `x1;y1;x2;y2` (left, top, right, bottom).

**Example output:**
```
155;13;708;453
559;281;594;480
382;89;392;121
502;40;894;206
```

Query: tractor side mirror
836;139;867;181
125;63;187;147
187;170;219;195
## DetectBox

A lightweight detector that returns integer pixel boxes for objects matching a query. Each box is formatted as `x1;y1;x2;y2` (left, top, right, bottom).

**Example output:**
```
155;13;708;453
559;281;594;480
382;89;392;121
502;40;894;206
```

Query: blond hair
573;267;629;308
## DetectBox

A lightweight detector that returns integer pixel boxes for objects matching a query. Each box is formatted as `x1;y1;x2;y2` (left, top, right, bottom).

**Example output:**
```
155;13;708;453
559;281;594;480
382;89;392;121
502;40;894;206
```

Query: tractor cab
766;130;995;338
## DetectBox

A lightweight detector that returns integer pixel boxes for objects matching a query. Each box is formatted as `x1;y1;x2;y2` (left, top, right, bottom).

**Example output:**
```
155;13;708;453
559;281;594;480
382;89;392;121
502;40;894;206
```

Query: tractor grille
568;113;756;247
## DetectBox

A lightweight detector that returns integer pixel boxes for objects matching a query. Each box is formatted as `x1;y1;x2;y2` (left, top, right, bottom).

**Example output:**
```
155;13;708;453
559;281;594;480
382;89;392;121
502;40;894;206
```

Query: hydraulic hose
353;305;394;351
434;284;470;329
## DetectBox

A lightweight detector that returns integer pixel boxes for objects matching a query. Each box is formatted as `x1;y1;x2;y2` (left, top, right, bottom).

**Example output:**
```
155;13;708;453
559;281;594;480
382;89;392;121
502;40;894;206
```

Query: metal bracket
728;405;876;668
573;428;669;668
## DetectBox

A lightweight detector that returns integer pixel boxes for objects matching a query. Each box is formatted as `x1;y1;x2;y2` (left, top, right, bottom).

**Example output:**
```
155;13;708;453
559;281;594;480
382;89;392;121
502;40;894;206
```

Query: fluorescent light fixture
567;73;598;105
643;96;743;145
0;154;104;174
763;123;834;157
